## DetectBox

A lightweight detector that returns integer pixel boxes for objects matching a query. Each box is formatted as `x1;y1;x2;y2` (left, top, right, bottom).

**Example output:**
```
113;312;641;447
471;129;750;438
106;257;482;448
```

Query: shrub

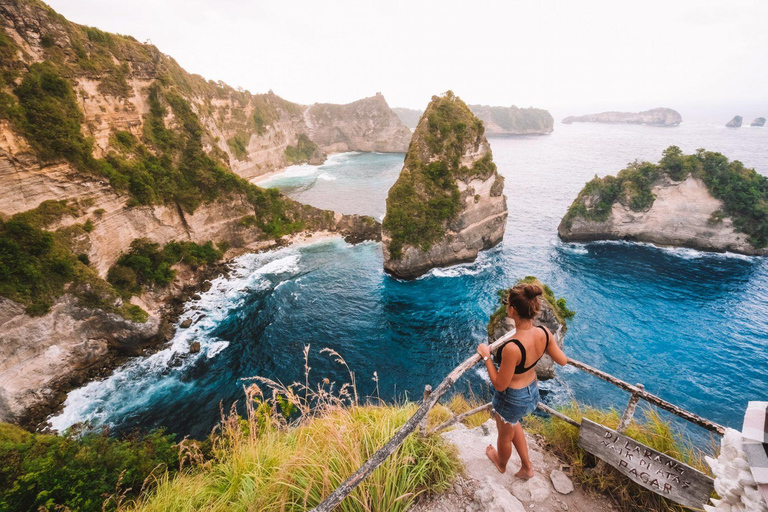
283;133;319;164
0;423;177;512
226;131;249;160
108;239;223;298
487;276;575;335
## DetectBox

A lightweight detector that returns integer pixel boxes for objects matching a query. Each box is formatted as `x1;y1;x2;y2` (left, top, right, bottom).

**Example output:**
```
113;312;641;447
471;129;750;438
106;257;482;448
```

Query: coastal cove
52;119;768;445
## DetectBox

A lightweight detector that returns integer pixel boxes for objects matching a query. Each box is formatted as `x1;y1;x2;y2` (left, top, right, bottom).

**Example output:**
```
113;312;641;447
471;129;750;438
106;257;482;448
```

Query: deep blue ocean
51;118;768;445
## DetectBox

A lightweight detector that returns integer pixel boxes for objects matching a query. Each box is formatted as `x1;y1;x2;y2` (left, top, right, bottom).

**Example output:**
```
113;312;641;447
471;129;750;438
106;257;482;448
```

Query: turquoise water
52;120;768;443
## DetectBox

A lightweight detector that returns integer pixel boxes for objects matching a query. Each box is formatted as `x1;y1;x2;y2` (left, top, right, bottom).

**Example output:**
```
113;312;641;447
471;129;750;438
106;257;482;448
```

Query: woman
476;283;568;478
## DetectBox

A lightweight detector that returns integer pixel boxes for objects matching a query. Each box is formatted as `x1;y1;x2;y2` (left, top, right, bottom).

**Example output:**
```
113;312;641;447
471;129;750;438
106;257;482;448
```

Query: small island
382;91;508;279
558;146;768;256
562;108;682;126
752;117;766;127
726;116;743;128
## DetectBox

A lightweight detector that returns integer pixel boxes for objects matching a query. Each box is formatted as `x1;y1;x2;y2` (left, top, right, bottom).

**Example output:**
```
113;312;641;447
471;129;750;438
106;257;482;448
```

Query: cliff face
393;104;555;135
558;147;768;255
0;0;383;425
392;107;422;130
562;108;682;126
559;175;763;253
304;94;411;154
382;92;508;279
468;105;554;135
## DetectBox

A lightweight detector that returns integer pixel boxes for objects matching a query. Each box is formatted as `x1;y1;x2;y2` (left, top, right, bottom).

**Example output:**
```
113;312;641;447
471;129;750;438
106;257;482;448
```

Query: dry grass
125;346;460;512
525;403;714;512
427;394;490;430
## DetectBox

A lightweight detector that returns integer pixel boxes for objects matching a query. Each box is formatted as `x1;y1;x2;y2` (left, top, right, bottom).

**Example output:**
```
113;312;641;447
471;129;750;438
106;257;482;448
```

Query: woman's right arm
544;327;568;366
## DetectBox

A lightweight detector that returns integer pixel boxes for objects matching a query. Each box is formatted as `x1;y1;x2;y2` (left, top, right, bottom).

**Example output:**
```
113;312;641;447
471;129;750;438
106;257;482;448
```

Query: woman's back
499;325;550;389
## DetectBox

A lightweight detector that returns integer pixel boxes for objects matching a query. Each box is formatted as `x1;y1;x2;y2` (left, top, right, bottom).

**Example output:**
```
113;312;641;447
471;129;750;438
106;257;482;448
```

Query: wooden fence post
418;385;432;437
617;383;644;434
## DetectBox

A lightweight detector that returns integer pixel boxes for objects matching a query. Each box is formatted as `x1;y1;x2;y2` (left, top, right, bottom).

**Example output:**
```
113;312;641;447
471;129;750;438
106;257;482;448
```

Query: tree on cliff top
383;91;498;259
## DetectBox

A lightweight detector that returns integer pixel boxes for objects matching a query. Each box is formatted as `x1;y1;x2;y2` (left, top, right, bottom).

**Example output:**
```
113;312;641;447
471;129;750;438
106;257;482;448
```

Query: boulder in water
726;116;743;127
751;117;766;127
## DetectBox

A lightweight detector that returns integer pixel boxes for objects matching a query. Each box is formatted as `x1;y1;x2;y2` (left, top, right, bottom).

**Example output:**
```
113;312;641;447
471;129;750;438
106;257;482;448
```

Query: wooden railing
310;334;725;511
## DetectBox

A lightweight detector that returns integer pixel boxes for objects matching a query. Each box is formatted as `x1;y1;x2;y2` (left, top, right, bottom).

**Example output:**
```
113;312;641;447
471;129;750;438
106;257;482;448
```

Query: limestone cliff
382;92;508;279
487;278;572;381
558;147;768;255
726;116;743;128
392;107;422;130
304;94;411;154
0;0;382;425
468;105;554;135
562;108;682;126
394;104;555;135
752;117;766;127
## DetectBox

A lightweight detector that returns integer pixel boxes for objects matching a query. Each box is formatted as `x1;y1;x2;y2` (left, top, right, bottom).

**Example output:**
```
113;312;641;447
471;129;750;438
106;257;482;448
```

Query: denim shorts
492;380;539;426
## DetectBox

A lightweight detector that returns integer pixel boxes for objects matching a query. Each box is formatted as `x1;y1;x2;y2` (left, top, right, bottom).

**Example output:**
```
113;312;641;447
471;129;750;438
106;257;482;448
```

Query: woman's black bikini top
493;325;550;374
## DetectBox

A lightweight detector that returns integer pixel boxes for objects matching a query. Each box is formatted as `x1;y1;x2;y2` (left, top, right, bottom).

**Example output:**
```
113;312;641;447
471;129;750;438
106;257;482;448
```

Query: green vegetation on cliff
0;201;142;319
487;276;575;335
562;146;768;248
0;423;178;512
107;239;224;299
283;133;320;164
469;104;554;134
383;91;498;259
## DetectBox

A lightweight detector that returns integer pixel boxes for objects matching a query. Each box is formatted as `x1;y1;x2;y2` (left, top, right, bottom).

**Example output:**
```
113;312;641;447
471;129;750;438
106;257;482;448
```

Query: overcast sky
45;0;768;113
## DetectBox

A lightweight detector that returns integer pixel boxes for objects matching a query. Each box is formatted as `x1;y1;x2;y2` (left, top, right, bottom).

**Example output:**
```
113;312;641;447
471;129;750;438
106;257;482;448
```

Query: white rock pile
704;428;768;512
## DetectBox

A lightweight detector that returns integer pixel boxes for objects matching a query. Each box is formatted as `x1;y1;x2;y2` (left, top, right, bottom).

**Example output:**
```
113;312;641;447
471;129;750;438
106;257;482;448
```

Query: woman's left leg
486;412;515;473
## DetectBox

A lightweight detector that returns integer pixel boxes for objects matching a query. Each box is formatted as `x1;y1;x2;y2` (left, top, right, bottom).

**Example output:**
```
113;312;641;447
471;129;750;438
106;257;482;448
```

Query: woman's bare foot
514;466;535;479
485;445;506;473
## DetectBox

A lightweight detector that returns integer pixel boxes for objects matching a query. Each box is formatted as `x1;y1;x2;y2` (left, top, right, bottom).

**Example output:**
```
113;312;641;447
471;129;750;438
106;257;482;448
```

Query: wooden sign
577;418;714;509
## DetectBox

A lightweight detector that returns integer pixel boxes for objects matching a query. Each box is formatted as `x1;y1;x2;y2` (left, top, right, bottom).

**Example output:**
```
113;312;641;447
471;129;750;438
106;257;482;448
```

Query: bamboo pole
568;359;725;435
429;402;493;434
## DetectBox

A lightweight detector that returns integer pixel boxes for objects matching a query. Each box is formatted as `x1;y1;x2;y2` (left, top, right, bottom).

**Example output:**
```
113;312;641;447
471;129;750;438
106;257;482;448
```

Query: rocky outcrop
726;116;743;128
563;108;682;126
0;295;166;424
751;117;765;127
304;94;412;154
0;0;385;426
558;148;768;255
468;105;554;135
382;92;507;279
392;107;423;130
560;175;766;254
0;2;409;184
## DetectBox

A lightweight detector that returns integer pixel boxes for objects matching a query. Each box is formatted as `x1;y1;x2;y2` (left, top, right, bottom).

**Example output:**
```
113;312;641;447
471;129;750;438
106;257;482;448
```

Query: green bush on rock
487;276;575;335
562;146;768;248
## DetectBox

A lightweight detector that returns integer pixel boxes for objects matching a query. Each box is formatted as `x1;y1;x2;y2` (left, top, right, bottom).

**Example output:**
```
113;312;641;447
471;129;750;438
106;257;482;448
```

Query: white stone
467;476;526;512
511;474;551;502
549;469;575;495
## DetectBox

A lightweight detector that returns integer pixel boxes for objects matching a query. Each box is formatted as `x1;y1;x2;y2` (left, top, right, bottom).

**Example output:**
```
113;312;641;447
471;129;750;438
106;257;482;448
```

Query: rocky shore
563;107;682;126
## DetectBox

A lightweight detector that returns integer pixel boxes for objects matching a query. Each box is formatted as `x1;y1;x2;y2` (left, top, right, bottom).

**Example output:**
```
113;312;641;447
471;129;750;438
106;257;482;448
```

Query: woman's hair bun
523;284;543;299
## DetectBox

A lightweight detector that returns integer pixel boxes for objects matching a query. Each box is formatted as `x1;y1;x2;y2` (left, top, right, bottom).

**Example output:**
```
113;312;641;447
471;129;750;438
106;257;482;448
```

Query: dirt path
412;419;617;512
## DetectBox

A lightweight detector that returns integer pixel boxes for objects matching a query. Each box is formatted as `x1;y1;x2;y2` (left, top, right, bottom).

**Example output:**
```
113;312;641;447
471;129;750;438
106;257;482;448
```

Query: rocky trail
411;419;617;512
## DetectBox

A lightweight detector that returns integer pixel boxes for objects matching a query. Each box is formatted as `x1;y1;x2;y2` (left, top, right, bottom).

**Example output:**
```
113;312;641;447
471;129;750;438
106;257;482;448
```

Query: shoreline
28;229;350;432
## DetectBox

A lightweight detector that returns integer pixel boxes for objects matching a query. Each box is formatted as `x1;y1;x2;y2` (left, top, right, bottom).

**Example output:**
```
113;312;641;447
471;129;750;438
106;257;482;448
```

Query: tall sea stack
382;92;508;279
